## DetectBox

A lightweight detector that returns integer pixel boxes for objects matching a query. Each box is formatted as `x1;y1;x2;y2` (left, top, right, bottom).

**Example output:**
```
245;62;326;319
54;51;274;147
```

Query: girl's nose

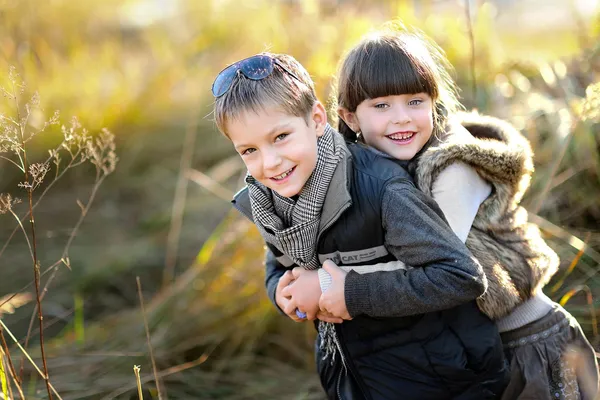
392;108;411;124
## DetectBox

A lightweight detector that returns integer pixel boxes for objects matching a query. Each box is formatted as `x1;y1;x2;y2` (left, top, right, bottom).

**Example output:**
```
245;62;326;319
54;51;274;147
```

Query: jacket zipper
336;368;344;400
334;324;370;399
318;200;367;399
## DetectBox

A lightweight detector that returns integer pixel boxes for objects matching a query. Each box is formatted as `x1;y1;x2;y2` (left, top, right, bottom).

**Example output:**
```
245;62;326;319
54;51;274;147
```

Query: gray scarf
246;124;343;269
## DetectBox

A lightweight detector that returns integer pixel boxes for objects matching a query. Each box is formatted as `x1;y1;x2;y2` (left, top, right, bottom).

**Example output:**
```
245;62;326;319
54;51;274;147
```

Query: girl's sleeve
431;161;492;243
321;161;492;294
343;180;487;318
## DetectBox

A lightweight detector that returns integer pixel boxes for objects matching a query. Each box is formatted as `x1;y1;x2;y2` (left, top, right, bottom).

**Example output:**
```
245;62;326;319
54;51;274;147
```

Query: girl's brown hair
336;25;462;148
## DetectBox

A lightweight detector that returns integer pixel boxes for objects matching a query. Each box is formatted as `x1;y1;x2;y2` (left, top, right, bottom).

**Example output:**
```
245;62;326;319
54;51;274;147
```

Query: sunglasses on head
211;54;303;98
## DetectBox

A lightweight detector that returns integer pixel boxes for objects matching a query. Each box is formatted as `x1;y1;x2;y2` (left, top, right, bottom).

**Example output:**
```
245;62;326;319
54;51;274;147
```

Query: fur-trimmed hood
417;112;534;220
416;112;559;320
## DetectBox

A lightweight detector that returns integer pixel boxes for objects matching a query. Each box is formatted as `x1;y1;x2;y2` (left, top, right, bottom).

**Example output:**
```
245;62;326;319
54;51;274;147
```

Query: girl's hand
319;260;352;320
316;310;344;324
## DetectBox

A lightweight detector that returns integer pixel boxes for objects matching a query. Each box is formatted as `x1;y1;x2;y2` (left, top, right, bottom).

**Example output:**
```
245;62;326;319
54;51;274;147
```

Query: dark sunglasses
211;55;302;98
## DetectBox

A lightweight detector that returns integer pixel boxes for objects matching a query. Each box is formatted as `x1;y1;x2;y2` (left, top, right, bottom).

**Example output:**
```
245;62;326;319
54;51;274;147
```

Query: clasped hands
276;260;351;323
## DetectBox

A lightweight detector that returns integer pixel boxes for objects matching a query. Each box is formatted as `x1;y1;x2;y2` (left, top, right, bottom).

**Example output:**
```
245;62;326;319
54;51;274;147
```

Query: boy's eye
408;99;423;106
240;148;256;156
275;133;289;141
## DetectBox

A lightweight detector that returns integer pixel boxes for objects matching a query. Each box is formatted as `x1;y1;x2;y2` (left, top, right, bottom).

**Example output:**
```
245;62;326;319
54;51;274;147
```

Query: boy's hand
275;271;303;322
281;267;322;321
319;260;351;320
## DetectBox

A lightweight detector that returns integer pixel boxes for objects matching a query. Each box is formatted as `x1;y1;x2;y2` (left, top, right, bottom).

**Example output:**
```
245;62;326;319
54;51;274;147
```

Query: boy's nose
262;149;282;171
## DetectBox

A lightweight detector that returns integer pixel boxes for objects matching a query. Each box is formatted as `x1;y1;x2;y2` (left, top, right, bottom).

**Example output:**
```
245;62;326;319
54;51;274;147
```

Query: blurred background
0;0;599;398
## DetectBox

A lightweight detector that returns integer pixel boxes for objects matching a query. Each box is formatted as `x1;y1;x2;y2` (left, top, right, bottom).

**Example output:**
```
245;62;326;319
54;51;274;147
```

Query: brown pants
500;304;599;400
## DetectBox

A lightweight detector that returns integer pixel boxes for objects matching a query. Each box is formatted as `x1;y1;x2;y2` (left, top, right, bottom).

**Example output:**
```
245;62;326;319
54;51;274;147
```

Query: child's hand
275;271;303;322
319;260;351;320
316;310;344;324
281;267;321;320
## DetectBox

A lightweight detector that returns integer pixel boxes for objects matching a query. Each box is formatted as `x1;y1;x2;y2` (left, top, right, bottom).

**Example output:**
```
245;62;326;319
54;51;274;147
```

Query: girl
328;26;599;400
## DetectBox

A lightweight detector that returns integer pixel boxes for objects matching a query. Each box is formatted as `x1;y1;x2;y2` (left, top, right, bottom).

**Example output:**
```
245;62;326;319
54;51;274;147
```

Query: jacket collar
318;141;352;232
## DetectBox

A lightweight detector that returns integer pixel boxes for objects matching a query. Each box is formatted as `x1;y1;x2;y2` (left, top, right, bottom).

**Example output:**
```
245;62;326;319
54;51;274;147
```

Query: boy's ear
337;107;360;132
312;101;328;137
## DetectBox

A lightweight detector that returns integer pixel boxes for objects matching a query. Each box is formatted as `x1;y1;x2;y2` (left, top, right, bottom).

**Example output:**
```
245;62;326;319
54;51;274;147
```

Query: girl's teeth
389;132;415;140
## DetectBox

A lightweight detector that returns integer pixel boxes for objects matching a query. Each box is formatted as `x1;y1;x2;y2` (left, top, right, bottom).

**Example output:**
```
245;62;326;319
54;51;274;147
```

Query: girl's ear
337;107;360;133
312;101;328;137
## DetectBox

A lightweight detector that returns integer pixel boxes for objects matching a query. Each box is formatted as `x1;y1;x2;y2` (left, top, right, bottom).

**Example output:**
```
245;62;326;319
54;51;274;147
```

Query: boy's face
227;102;326;198
341;93;434;161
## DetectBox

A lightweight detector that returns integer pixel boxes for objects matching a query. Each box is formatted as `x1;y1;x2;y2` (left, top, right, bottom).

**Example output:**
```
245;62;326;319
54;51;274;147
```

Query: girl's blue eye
409;99;423;106
241;148;256;156
275;133;289;141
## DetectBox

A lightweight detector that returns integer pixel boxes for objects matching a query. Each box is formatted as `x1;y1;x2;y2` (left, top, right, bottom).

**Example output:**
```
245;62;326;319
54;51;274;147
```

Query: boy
212;53;507;399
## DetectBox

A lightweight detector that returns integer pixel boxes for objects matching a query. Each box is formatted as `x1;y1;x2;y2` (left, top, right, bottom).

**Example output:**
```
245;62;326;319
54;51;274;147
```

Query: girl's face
341;93;434;161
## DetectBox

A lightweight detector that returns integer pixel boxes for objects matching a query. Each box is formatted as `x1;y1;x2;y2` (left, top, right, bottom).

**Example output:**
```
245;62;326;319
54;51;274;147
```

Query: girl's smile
387;131;417;144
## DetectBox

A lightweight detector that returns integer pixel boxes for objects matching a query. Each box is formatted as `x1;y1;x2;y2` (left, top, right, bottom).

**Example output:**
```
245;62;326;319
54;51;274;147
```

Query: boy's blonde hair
214;53;318;136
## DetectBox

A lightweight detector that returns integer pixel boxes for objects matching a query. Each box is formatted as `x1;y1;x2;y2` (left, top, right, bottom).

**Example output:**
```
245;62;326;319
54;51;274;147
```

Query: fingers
319;293;328;313
322;260;339;274
291;266;305;279
317;295;336;321
317;311;343;324
305;309;318;321
283;298;303;323
278;270;294;290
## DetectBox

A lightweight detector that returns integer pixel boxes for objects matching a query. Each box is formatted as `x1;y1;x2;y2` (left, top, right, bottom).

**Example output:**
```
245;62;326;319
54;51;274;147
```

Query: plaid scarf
246;124;343;270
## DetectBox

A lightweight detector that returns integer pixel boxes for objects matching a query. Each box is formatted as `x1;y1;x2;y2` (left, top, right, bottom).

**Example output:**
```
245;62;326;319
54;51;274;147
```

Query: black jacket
233;139;508;399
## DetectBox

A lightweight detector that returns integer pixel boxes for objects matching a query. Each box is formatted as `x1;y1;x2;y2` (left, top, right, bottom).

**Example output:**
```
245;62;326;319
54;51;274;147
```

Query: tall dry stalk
19;126;117;380
1;66;54;400
0;320;62;399
134;365;144;400
136;277;163;400
162;113;198;287
0;326;24;399
0;66;117;397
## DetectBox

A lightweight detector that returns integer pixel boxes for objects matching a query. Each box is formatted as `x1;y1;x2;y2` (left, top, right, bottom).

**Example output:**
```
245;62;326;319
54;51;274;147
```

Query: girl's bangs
349;44;435;108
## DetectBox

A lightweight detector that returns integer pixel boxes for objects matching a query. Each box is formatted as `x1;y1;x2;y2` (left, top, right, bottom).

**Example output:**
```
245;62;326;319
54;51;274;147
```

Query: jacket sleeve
344;179;487;318
321;163;487;290
265;246;288;315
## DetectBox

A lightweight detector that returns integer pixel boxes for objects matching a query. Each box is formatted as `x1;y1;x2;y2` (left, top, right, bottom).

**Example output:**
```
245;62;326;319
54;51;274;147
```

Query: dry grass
0;0;598;398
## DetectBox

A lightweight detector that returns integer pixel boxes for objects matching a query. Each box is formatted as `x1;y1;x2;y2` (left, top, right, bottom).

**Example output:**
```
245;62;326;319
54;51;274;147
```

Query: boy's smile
226;103;326;198
270;166;296;182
